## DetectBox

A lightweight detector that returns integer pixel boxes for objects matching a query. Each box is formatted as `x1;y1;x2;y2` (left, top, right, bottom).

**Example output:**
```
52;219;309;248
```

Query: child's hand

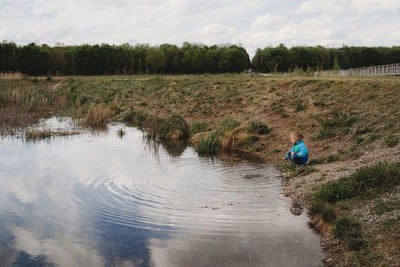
281;156;286;160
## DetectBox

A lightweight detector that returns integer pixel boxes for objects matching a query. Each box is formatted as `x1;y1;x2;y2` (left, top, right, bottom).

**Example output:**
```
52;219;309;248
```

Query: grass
82;104;112;128
333;215;365;251
197;131;221;155
313;110;357;140
23;129;76;141
385;135;399;147
158;114;189;140
370;198;399;215
191;120;208;135
314;161;400;203
246;121;269;134
216;117;240;134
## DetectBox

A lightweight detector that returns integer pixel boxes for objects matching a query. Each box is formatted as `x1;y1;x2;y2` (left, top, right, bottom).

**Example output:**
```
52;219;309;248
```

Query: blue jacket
285;140;309;164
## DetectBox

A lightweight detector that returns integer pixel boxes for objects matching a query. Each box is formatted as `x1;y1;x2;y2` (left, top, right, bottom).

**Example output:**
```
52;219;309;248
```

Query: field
0;74;399;266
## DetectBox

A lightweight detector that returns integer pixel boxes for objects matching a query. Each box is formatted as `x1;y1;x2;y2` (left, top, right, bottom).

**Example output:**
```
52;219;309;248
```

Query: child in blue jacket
282;132;308;165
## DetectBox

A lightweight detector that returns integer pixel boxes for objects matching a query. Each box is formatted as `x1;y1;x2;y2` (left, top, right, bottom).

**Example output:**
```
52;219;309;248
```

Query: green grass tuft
197;131;221;155
158;114;189;140
247;121;269;134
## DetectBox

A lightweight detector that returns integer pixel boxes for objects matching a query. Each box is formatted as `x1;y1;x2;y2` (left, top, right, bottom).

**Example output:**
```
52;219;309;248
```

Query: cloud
296;0;400;15
0;0;399;57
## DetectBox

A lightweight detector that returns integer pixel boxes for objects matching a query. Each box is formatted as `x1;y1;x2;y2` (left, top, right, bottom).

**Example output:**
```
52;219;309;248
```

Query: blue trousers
286;152;308;166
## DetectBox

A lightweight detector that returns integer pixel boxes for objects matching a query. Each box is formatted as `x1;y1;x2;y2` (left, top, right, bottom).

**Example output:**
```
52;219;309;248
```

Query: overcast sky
1;0;400;57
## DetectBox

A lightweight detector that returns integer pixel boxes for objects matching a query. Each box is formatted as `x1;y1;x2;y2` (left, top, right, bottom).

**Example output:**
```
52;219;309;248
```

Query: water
0;117;324;267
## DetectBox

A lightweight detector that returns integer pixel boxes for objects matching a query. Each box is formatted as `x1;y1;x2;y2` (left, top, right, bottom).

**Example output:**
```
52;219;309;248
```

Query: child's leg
291;156;303;165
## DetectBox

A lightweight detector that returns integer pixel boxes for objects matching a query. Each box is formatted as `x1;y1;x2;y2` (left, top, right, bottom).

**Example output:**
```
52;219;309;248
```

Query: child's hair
290;131;303;141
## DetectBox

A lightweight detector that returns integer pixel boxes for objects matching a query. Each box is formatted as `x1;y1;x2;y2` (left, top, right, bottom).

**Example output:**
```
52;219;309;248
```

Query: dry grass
0;72;26;80
82;105;112;128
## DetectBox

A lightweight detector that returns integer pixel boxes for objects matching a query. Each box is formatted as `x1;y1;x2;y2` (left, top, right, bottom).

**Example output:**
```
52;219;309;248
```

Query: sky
1;0;400;57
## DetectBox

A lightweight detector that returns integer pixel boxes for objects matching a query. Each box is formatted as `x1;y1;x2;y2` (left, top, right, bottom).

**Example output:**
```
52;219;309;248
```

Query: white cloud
296;0;400;15
251;14;287;29
0;0;399;57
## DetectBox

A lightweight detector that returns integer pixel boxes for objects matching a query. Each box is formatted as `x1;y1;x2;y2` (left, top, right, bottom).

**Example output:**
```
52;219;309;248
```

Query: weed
197;131;221;155
158;114;189;140
247;121;269;134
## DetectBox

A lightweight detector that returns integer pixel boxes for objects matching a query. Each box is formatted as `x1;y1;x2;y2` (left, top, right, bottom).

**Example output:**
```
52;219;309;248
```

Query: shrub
333;216;365;251
247;121;269;134
158;114;189;140
197;132;221;155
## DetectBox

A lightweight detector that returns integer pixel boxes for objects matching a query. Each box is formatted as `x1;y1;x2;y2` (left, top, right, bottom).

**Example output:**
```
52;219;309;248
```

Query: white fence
340;63;400;77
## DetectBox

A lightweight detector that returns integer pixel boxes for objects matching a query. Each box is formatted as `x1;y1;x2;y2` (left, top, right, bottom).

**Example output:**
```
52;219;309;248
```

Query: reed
83;105;112;128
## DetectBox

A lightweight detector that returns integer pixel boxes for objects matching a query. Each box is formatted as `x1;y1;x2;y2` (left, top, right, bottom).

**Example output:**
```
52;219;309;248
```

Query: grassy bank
0;74;399;265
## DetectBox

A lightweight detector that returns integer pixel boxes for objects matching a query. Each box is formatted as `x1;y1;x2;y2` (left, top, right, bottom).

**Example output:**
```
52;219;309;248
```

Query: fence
340;63;400;77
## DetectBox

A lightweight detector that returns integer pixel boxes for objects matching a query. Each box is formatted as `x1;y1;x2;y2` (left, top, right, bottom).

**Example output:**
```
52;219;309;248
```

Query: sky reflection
0;118;324;266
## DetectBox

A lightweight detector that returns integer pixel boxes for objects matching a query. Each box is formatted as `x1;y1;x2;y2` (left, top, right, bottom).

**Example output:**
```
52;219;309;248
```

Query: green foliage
158;114;189;140
197;132;221;155
314;161;400;203
247;121;269;134
191;121;208;135
0;42;250;75
333;216;365;251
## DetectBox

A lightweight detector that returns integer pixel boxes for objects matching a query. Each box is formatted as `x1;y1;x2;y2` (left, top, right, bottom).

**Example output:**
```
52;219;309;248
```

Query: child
281;132;309;166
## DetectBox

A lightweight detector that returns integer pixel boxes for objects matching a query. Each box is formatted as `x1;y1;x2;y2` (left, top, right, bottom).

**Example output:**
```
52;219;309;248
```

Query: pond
0;117;324;266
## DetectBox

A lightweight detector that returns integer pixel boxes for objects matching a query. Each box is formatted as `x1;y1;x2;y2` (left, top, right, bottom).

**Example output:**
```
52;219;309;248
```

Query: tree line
1;41;400;75
251;44;400;73
0;42;250;75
